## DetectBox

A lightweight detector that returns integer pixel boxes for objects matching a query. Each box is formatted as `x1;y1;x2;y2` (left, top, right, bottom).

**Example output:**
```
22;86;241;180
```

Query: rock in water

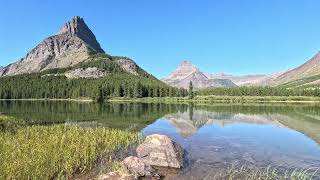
136;134;184;169
0;16;104;76
122;156;154;176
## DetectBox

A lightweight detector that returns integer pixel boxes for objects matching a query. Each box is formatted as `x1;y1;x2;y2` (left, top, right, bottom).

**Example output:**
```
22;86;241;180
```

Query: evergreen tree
188;81;194;99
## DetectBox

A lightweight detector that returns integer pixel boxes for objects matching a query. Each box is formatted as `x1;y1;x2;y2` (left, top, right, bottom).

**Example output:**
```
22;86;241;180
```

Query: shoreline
108;96;320;104
1;95;320;104
0;98;93;102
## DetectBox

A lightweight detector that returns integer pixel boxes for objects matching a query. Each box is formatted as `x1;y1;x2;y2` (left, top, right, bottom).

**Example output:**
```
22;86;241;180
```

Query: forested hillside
0;54;187;101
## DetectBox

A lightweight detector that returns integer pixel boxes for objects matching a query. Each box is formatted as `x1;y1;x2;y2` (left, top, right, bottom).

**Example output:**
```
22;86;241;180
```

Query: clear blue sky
0;0;320;78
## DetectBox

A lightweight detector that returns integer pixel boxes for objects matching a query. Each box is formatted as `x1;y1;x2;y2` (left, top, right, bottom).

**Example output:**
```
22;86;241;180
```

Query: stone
122;156;154;176
97;171;135;180
136;134;184;169
0;16;104;76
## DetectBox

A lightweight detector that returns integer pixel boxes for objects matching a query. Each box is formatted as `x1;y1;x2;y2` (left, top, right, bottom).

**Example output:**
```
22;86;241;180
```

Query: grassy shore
108;95;320;103
0;115;139;179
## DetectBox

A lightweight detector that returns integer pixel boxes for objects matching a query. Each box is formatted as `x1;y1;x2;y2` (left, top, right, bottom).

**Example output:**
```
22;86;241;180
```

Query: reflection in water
142;104;320;179
1;101;320;179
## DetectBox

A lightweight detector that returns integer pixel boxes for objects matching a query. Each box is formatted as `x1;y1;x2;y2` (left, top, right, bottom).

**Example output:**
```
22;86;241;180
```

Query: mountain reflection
162;105;320;144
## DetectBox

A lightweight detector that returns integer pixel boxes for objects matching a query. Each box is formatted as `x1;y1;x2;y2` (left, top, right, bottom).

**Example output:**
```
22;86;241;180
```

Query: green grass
0;116;139;179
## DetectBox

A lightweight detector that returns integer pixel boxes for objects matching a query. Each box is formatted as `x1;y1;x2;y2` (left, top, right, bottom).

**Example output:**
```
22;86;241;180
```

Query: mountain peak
163;60;237;89
178;60;198;72
0;16;105;76
58;16;104;53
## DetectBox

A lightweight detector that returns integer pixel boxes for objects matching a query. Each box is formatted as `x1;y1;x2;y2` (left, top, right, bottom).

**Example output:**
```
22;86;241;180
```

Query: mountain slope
0;16;104;76
163;61;237;89
272;52;320;86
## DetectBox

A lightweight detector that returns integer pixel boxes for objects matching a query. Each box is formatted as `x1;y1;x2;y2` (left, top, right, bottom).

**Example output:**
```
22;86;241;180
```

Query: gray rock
97;171;135;180
116;59;139;75
65;67;107;79
1;16;104;76
136;134;184;169
122;156;154;176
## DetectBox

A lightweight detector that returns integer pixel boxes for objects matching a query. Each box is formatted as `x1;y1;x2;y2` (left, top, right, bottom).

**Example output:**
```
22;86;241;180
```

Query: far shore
1;95;320;104
0;98;93;102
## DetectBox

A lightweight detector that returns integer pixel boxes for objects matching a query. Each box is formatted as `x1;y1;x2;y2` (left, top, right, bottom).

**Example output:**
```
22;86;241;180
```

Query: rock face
136;134;184;169
122;156;154;176
115;58;139;76
0;16;104;76
65;67;107;79
162;61;237;89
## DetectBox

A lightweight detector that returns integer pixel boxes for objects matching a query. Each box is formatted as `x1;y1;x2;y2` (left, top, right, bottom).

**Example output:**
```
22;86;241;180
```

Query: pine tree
188;81;194;99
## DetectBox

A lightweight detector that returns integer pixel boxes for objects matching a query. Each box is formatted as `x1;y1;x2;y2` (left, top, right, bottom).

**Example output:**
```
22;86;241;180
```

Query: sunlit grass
0;116;139;179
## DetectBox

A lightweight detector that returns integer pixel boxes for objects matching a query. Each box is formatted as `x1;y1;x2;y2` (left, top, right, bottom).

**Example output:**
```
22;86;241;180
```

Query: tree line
196;86;320;97
0;73;188;101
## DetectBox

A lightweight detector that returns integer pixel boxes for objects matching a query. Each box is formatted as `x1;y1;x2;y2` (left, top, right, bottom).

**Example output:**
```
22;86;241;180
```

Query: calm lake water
1;101;320;179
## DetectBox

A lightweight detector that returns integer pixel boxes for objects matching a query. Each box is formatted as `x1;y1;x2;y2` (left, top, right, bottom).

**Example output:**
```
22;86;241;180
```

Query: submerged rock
98;171;135;180
122;156;154;177
136;134;184;169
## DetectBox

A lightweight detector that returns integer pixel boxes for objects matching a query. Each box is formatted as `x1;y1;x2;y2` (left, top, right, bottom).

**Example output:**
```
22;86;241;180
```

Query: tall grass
0;116;139;179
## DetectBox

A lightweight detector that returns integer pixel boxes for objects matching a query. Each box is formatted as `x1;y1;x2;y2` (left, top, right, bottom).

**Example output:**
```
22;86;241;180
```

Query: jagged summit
163;61;236;89
58;16;104;53
0;16;105;76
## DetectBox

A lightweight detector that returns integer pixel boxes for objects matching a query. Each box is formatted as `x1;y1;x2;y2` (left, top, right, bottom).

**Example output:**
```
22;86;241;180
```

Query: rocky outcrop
0;16;104;76
163;61;237;89
136;134;184;169
65;67;107;79
115;58;139;75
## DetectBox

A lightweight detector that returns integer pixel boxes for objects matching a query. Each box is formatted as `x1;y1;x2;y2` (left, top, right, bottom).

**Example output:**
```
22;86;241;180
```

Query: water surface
1;101;320;179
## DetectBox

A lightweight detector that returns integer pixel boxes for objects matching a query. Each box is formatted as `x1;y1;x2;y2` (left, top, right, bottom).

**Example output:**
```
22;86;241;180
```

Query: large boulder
122;156;154;176
136;134;184;168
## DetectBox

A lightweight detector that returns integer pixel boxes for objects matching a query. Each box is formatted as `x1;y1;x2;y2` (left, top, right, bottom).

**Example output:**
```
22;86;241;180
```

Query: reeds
0;117;139;179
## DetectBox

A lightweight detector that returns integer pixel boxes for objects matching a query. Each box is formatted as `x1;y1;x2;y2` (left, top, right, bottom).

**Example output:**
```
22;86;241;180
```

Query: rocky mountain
162;61;237;89
205;72;282;86
0;16;105;76
271;51;320;86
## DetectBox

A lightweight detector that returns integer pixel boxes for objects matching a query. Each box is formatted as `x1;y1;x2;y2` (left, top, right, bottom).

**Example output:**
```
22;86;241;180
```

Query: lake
1;100;320;179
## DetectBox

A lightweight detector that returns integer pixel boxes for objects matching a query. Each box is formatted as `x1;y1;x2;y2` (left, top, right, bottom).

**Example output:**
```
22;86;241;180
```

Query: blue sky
0;0;319;78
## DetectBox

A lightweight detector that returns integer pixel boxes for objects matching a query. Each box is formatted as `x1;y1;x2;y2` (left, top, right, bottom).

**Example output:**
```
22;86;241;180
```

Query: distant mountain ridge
271;52;320;86
162;61;237;89
205;72;282;86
